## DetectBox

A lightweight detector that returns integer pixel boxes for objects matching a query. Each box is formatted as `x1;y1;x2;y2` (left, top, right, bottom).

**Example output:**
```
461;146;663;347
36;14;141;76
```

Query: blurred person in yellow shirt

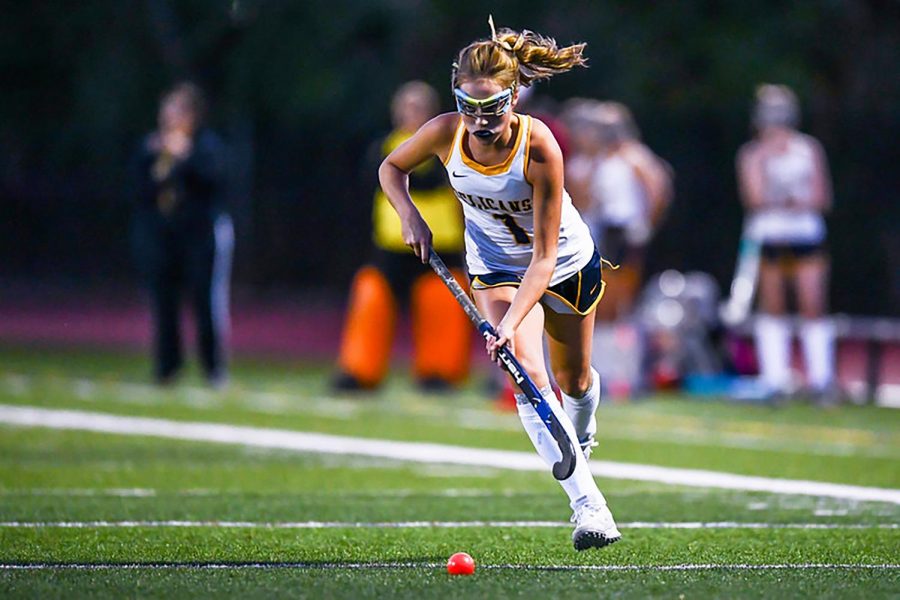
334;81;470;391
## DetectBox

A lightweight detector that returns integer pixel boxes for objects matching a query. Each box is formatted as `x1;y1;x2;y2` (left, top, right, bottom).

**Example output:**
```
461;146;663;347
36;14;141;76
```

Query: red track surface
0;288;895;401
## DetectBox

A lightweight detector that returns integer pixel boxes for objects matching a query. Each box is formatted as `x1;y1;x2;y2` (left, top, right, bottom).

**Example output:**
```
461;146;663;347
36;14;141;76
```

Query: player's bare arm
378;113;459;261
622;142;673;225
806;135;833;213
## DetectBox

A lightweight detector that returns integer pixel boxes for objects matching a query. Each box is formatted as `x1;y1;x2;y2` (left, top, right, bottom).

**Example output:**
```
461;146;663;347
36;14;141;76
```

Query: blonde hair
452;16;587;90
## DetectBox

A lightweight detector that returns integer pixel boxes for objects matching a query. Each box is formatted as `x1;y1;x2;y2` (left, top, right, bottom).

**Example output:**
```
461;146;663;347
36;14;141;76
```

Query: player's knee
798;304;824;320
554;367;591;397
759;295;787;315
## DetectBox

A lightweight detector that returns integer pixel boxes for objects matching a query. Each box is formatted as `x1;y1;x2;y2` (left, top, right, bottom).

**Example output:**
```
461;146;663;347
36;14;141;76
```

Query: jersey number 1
493;214;530;244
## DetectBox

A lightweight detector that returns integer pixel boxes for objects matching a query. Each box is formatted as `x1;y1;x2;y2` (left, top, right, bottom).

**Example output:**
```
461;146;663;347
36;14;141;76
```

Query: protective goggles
453;87;514;117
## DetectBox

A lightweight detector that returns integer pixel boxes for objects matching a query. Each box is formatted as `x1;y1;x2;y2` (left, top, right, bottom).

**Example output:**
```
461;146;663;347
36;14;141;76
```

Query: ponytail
452;16;587;90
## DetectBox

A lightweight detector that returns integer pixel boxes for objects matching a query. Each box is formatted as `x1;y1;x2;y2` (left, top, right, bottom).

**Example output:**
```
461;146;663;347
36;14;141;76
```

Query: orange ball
446;551;476;575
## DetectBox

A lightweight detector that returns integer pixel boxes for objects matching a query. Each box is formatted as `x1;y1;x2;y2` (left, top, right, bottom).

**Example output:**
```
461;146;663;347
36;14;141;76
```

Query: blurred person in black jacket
130;82;233;388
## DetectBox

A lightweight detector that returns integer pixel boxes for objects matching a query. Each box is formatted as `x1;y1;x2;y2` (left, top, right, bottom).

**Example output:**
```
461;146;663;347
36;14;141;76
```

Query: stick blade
549;418;577;480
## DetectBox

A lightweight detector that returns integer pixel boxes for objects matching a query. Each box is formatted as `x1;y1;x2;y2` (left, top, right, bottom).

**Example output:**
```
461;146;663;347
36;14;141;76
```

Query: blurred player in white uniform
736;84;836;403
564;101;672;321
377;18;621;551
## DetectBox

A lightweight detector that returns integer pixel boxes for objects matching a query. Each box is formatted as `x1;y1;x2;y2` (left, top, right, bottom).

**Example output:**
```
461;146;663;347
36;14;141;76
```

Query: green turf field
0;346;897;598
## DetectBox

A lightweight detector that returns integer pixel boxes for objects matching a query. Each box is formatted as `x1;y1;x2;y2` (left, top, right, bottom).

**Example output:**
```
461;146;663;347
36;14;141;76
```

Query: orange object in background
338;266;472;390
337;266;397;389
411;269;471;386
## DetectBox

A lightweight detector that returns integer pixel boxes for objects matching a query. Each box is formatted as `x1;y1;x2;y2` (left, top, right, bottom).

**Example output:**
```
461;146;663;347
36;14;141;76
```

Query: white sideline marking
0;520;895;530
1;562;898;572
0;488;501;498
0;488;158;498
6;372;895;458
1;404;898;504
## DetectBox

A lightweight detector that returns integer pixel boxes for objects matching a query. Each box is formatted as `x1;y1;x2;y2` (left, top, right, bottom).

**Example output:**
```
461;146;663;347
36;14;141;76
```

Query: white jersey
443;114;594;286
747;135;826;244
591;152;651;244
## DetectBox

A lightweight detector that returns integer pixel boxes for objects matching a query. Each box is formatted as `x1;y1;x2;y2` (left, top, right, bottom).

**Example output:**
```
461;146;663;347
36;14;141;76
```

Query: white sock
561;367;600;445
800;318;835;391
754;314;792;393
516;386;606;510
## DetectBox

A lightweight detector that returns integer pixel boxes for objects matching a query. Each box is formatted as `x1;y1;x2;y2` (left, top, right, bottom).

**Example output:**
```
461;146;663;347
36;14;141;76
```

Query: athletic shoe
417;376;454;394
571;502;621;551
207;371;229;391
809;384;844;408
331;372;378;393
579;436;599;460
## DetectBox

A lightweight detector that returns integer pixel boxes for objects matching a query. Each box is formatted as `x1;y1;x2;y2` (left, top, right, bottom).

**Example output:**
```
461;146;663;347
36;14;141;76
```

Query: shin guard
755;314;792;393
800;318;835;391
516;387;606;510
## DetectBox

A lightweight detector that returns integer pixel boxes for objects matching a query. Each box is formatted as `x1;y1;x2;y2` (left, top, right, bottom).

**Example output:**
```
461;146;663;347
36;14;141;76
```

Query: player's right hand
402;214;433;263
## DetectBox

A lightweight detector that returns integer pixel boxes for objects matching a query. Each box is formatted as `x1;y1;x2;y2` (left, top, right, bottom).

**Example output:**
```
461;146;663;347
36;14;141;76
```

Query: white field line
6;372;896;460
0;488;158;497
0;520;895;530
0;488;507;498
1;404;898;505
0;562;898;572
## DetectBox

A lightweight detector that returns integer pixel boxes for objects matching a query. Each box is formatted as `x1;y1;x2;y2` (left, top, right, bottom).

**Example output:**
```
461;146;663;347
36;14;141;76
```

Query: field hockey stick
427;248;577;480
719;221;761;327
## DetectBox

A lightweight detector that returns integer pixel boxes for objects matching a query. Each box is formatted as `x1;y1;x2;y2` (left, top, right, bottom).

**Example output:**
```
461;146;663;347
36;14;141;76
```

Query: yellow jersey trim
541;281;605;317
470;275;606;317
470;276;519;290
458;114;526;176
444;119;465;167
523;116;533;182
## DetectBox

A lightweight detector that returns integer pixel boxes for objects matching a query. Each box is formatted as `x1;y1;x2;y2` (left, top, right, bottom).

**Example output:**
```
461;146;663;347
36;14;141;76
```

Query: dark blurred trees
1;0;898;314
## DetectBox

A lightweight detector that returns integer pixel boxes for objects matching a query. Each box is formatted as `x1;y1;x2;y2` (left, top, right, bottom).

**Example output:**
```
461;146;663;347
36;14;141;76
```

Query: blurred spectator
333;81;470;392
736;84;836;403
129;82;233;388
563;101;673;321
561;100;673;400
562;98;598;217
515;85;571;158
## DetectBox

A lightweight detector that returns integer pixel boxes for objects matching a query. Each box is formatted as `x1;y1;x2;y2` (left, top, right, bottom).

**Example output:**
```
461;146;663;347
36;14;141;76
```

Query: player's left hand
487;321;515;364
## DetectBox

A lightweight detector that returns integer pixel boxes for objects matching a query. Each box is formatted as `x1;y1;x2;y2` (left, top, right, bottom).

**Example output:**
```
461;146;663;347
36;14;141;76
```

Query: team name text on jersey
453;190;532;214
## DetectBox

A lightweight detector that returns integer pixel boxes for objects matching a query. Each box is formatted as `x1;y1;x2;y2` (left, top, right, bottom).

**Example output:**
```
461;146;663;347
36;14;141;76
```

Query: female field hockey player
378;18;620;550
737;84;836;404
334;81;471;393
